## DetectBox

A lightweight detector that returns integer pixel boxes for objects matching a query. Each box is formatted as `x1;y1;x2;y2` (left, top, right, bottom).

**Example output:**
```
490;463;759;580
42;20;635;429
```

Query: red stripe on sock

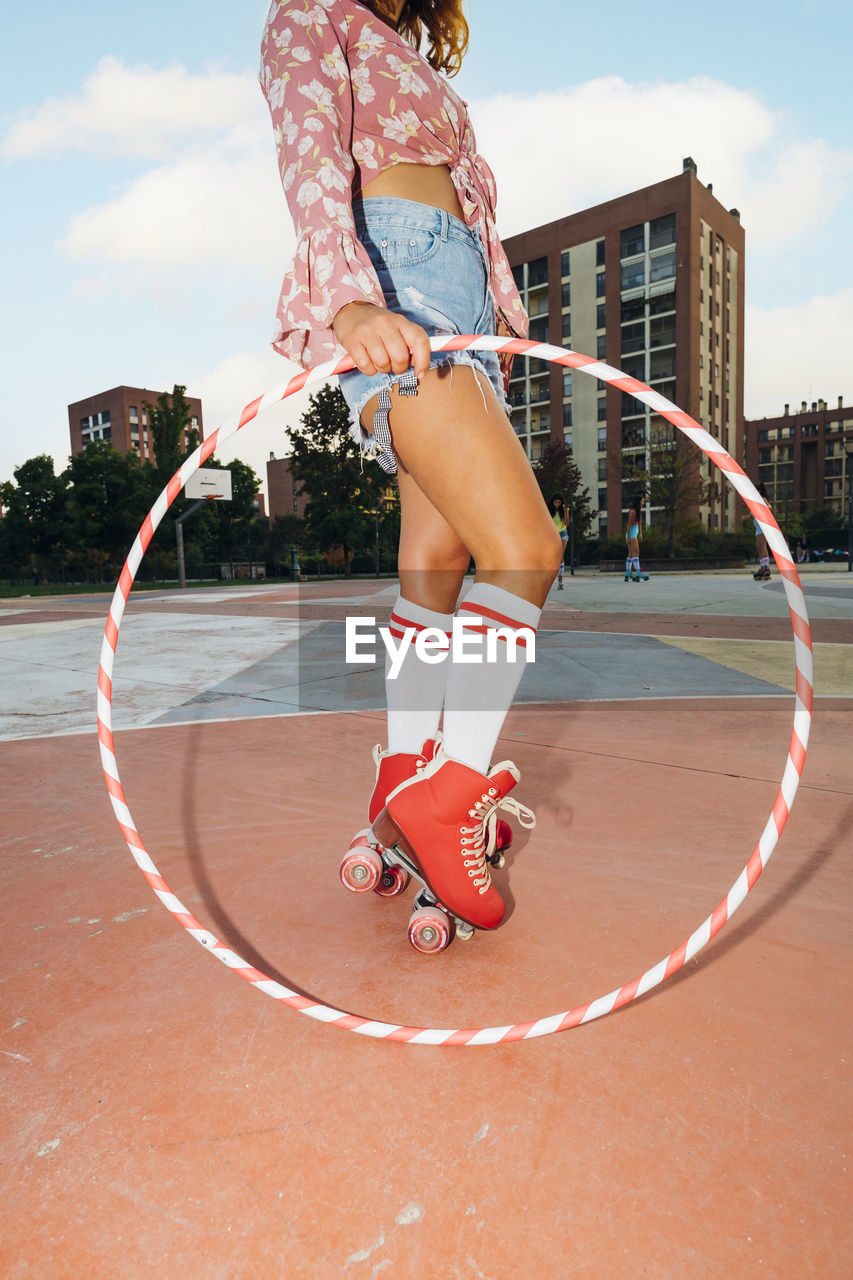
391;612;451;638
458;601;538;632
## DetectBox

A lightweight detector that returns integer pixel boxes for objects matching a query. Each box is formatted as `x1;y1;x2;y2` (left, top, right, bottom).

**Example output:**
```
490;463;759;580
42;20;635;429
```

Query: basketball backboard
184;467;232;501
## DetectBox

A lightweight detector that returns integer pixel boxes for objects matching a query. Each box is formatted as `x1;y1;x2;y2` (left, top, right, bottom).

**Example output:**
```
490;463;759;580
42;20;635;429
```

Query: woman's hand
333;301;432;379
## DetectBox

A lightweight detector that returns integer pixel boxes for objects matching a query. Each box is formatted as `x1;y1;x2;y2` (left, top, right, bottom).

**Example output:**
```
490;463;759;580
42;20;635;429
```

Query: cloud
184;347;323;492
476;76;853;248
1;56;259;159
61;145;292;275
745;288;853;417
38;65;851;303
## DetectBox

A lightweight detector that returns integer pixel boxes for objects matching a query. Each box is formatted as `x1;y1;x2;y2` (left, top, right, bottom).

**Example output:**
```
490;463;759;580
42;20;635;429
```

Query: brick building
502;160;745;536
266;454;308;519
67;386;204;463
744;397;853;520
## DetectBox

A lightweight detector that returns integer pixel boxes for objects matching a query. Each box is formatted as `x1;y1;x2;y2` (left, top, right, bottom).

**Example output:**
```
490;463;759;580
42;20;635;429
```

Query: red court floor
1;584;850;1279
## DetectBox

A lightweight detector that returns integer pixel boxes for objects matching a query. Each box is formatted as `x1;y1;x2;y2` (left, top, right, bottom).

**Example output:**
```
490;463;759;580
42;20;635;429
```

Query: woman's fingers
333;303;433;379
399;319;432;378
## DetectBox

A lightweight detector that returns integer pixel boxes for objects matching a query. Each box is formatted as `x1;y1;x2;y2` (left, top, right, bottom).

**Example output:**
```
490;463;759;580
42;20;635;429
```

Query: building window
620;224;644;258
563;404;573;429
564;430;573;450
650;350;675;380
597;457;608;481
621;353;645;381
528;257;548;287
529;315;549;342
598;488;607;511
621;321;644;354
562;283;571;308
621;295;644;324
598;427;607;451
649;249;676;283
129;406;138;421
802;423;819;437
621;261;645;290
562;313;572;340
650;315;675;348
597;334;607;359
649;212;676;249
596;271;606;297
649;288;675;316
597;397;608;421
561;251;571;278
563;372;572;398
512;263;524;289
596;303;606;330
596;239;606;266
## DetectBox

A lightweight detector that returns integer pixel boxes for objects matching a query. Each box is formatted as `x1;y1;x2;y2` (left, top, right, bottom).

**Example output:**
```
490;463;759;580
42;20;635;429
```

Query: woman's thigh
388;364;561;597
396;467;470;613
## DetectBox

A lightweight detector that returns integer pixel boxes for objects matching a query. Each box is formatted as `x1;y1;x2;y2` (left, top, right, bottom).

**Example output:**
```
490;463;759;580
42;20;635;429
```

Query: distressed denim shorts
338;196;509;474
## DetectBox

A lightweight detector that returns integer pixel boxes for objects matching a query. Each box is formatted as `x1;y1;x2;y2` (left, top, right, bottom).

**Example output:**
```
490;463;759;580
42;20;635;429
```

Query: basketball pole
175;497;211;589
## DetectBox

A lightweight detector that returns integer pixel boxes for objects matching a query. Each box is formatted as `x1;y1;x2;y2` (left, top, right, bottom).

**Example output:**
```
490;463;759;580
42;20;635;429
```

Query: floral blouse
259;0;528;369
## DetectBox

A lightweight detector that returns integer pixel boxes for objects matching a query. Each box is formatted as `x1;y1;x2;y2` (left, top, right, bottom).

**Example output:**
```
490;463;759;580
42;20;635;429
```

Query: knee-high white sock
632;557;640;574
442;582;540;775
385;596;453;755
626;558;632;574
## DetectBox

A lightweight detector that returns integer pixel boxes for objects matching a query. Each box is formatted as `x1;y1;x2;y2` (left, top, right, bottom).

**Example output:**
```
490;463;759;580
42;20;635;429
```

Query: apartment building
502;160;745;535
67;386;204;463
744;397;853;519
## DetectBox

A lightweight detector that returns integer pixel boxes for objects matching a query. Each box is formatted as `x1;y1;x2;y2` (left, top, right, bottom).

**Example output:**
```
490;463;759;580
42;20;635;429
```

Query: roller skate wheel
408;906;453;954
374;863;410;898
455;921;476;942
339;845;383;894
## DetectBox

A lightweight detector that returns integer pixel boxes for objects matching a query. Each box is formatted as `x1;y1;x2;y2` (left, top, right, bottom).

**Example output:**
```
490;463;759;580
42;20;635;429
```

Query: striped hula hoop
98;337;814;1046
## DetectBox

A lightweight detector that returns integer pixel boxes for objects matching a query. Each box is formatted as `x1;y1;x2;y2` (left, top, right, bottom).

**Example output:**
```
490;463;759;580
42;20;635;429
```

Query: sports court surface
1;569;850;1278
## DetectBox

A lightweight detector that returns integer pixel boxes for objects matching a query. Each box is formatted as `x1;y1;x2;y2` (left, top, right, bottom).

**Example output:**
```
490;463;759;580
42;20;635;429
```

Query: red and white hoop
97;337;814;1045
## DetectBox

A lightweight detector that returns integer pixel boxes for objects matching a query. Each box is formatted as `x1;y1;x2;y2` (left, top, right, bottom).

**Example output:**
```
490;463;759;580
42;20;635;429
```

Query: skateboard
625;573;650;582
339;825;508;954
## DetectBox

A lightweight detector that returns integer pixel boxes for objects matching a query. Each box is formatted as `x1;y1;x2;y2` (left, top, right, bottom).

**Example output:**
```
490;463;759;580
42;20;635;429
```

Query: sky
2;0;852;494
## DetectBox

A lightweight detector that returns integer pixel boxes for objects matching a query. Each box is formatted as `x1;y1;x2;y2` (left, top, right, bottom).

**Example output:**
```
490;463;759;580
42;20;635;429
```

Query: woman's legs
363;366;562;928
381;468;469;756
380;365;562;774
380;364;562;601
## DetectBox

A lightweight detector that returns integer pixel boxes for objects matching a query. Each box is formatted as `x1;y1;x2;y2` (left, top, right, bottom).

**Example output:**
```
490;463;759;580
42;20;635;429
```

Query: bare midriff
357;161;465;221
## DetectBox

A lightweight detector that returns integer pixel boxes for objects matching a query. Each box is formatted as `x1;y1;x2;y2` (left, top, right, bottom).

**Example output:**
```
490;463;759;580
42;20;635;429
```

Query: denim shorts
338;196;509;474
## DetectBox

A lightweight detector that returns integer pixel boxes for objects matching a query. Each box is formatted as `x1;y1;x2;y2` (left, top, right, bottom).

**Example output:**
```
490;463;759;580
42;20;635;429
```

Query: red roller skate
339;736;516;902
371;751;535;951
339;739;438;898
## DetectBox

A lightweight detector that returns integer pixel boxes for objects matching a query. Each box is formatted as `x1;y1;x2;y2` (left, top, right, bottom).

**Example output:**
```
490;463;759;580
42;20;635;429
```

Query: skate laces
459;790;536;894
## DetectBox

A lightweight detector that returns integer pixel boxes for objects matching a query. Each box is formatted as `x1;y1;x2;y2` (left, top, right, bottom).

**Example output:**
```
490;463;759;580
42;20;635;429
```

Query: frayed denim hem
342;352;511;475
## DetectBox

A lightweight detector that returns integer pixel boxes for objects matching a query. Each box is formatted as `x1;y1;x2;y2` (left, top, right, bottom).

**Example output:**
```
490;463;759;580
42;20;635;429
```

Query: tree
287;384;393;575
145;384;199;488
0;455;70;582
198;458;262;576
64;442;154;580
531;440;596;544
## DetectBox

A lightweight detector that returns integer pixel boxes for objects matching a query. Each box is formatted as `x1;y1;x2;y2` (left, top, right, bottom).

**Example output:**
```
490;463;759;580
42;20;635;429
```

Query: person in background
550;494;568;588
625;499;648;582
753;483;772;580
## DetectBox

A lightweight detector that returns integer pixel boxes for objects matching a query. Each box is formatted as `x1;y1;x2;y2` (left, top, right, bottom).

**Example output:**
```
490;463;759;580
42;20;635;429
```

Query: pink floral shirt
259;0;528;369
